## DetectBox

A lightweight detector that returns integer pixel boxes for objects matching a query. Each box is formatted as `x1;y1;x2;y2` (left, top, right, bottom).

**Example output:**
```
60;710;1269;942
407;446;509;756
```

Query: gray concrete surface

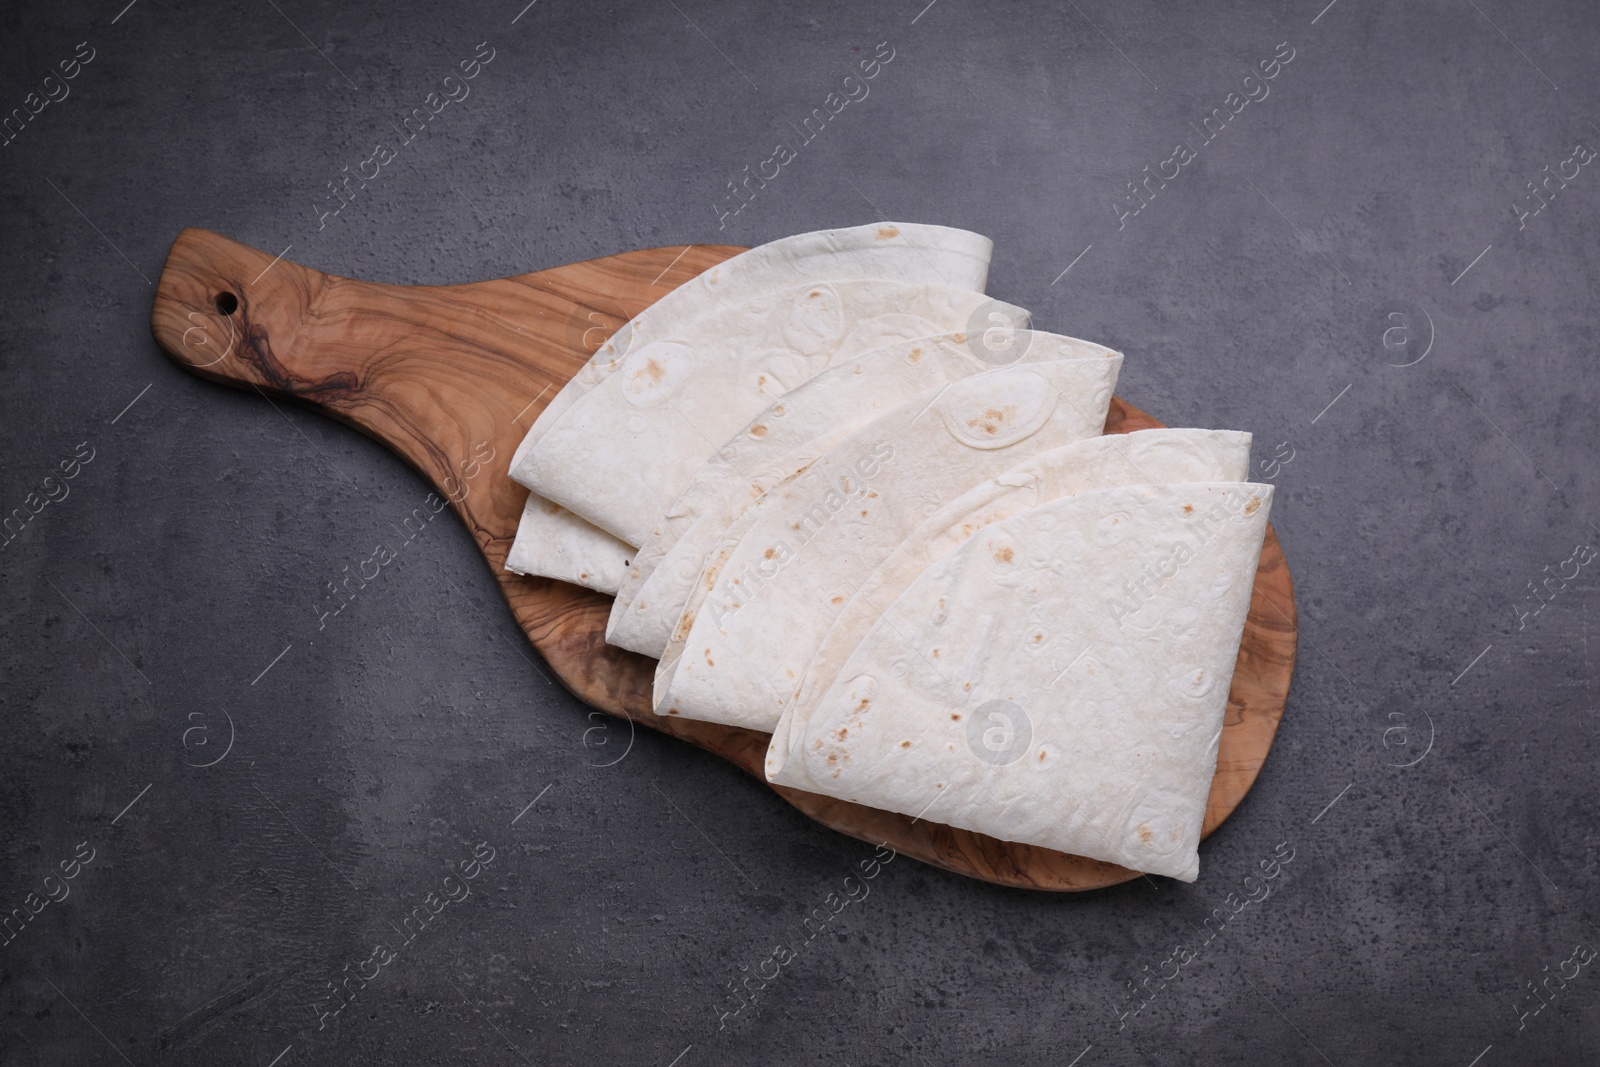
2;1;1598;1064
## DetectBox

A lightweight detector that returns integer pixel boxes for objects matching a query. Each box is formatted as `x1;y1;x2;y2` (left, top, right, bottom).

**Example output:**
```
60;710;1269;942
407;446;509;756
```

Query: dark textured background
2;0;1597;1064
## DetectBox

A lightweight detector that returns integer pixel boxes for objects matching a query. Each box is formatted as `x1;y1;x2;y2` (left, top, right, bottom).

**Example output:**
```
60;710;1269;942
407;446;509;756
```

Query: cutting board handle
150;228;347;394
150;226;547;563
147;228;732;563
149;227;593;569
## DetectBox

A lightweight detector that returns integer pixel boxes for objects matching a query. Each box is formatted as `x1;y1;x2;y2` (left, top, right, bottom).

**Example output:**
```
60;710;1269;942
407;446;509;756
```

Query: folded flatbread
503;223;995;591
786;428;1252;719
606;331;1120;656
517;281;1025;547
653;352;1123;730
505;497;634;593
765;481;1274;881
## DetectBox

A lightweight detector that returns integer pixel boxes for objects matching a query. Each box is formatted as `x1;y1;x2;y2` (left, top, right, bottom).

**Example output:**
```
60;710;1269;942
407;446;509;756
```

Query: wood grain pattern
151;228;1297;891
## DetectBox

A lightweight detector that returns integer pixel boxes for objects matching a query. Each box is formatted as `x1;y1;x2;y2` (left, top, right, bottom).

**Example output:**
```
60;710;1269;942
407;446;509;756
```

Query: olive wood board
149;228;1298;891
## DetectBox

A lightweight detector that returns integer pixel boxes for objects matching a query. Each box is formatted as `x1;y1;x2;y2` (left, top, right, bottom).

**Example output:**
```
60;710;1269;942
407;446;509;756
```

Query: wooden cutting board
150;228;1297;891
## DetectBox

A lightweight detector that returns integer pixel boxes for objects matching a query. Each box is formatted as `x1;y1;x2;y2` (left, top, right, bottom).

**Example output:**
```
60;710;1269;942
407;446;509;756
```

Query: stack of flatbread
506;223;1273;882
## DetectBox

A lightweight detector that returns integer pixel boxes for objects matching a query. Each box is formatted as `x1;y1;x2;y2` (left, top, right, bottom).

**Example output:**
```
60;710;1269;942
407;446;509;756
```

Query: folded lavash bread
652;351;1123;730
505;294;1022;596
503;501;632;594
517;281;1026;548
784;428;1251;723
765;481;1275;881
502;223;996;591
606;330;1114;657
510;223;994;476
505;497;635;593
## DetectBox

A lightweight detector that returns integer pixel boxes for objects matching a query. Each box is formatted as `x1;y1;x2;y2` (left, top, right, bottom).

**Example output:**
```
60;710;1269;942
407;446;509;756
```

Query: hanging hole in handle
214;291;239;315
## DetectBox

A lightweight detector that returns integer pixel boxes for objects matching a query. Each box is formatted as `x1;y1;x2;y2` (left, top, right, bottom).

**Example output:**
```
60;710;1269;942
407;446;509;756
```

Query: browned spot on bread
1245;496;1262;515
950;713;961;721
967;405;1018;436
907;347;923;364
749;424;768;437
830;595;844;605
876;225;900;239
994;546;1014;564
1136;823;1153;844
704;649;714;667
900;740;911;748
1183;504;1194;514
764;547;777;559
834;727;849;740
